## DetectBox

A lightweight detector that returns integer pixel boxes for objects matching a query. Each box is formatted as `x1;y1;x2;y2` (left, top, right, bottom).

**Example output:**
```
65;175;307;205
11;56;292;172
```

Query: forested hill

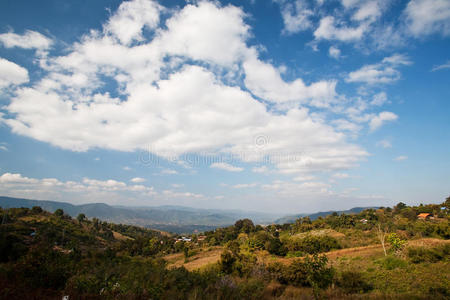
275;206;376;224
0;198;449;299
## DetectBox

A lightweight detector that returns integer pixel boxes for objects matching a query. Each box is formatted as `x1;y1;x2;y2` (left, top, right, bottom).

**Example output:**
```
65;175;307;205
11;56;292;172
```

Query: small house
417;213;431;220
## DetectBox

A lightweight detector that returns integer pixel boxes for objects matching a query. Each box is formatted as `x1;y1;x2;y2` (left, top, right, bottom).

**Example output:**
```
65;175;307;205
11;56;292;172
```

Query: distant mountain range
0;196;376;233
274;206;377;224
0;196;277;233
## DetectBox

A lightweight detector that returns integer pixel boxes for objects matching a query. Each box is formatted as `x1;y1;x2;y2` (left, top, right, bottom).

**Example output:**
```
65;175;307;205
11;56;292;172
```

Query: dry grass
164;246;224;271
19;215;48;222
112;231;133;241
292;229;346;239
163;238;450;271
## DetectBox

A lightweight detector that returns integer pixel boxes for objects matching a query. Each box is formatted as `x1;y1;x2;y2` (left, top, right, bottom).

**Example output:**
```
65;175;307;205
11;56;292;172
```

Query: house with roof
417;213;432;220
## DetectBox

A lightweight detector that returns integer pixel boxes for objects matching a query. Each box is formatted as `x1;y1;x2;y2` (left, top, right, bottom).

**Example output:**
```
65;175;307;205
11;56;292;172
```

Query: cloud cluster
346;54;411;84
0;58;29;88
0;172;207;204
0;30;52;50
0;0;383;177
276;0;449;50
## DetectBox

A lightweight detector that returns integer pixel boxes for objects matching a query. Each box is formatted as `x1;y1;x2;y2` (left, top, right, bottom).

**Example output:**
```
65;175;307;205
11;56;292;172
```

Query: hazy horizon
0;0;449;214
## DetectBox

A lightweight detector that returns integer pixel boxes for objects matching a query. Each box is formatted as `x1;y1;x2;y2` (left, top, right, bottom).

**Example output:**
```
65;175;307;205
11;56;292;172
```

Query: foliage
337;270;373;294
407;244;450;263
386;233;406;254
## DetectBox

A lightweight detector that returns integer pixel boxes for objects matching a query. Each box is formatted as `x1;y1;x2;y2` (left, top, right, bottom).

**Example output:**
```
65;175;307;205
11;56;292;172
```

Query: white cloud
432;60;450;71
161;169;178;175
0;30;52;50
210;162;244;172
376;139;392;148
0;172;38;184
404;0;450;37
243;56;337;105
0;58;29;88
233;183;258;188
369;111;398;131
278;0;313;34
0;172;229;205
370;92;387;106
328;46;341;59
394;155;408;161
0;0;369;177
347;54;411;84
130;177;146;183
314;16;367;41
351;0;385;22
104;0;162;45
123;166;132;171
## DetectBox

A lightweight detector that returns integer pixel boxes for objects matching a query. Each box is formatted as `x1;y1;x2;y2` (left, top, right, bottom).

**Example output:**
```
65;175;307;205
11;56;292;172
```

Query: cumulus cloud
278;0;313;34
243;56;337;105
404;0;450;37
328;46;341;59
347;54;411;84
210;163;244;172
314;16;367;41
104;0;162;45
130;177;146;183
0;58;29;88
369;111;398;131
0;30;52;50
0;0;373;177
370;92;388;106
0;172;214;204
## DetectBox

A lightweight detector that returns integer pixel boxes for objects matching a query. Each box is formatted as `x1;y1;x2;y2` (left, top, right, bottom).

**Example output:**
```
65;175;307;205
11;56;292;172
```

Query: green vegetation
0;197;449;299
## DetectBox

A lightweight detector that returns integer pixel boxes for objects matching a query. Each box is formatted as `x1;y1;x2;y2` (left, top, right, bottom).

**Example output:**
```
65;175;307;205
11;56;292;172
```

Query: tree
77;213;86;223
54;209;64;217
394;202;407;212
31;206;43;214
377;223;387;256
387;233;406;255
234;219;255;234
444;196;450;209
219;250;236;274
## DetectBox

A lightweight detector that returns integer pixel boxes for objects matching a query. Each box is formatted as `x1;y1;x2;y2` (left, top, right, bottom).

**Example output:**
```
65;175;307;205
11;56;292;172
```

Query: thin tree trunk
378;224;387;256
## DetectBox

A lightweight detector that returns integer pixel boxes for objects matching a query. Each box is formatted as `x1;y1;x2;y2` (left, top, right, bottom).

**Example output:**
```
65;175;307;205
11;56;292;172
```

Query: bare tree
377;223;387;256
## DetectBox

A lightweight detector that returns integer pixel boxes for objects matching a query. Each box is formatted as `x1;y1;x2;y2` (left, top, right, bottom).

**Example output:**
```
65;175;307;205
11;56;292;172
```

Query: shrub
219;251;236;274
407;245;450;263
288;235;341;254
386;233;406;254
337;270;373;294
379;256;407;270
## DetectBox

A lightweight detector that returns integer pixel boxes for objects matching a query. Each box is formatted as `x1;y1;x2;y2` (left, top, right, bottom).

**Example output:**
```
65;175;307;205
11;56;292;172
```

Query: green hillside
0;197;449;299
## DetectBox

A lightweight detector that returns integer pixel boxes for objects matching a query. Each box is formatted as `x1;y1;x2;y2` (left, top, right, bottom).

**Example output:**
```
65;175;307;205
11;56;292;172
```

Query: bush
379;256;407;270
407;245;450;263
386;233;406;254
337;270;373;294
288;235;341;254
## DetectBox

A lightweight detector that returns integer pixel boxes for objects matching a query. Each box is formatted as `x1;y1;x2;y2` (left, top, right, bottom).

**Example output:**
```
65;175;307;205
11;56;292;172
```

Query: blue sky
0;0;449;214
